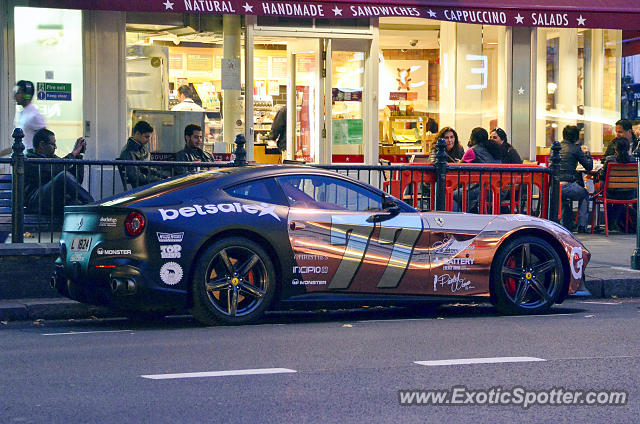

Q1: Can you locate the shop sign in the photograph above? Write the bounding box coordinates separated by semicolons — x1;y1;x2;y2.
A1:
28;0;640;30
36;82;71;101
332;88;362;102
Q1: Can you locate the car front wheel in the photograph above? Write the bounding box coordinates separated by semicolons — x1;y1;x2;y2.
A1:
490;236;564;315
192;237;275;325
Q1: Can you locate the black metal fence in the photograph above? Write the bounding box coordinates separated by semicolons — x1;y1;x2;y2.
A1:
3;130;569;243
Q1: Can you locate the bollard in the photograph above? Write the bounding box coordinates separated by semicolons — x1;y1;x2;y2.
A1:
233;134;247;167
11;128;25;243
547;140;562;223
434;137;448;211
631;148;640;270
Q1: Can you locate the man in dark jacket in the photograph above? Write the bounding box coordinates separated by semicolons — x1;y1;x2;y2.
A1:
559;125;593;232
119;120;165;188
269;105;287;153
25;128;93;215
175;123;213;175
604;119;639;157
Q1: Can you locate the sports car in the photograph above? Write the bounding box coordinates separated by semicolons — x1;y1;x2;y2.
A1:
52;165;590;325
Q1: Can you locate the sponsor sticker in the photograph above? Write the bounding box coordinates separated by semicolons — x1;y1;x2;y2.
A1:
294;254;329;261
570;246;583;279
158;202;280;221
442;257;475;270
160;244;182;259
160;262;183;285
157;232;184;243
293;266;329;274
98;217;118;227
96;248;132;255
292;279;327;286
69;253;85;262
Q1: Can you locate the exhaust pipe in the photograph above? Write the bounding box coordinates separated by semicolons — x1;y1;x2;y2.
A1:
111;278;137;295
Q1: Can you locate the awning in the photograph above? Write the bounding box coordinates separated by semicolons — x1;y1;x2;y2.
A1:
28;0;640;30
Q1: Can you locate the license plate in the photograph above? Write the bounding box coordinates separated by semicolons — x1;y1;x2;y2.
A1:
70;237;92;252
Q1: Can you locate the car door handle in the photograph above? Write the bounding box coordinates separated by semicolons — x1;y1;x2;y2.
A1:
290;221;305;230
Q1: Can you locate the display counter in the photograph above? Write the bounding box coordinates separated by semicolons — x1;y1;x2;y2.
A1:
254;143;281;164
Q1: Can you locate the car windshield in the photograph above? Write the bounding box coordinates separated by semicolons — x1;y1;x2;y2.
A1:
101;170;231;206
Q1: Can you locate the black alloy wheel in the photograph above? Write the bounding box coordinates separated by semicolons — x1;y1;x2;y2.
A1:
192;237;275;325
490;236;563;315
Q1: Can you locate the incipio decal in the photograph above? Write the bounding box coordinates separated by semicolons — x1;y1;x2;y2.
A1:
160;244;182;259
158;203;280;221
293;266;329;274
160;262;183;285
96;248;132;255
98;217;118;227
157;232;184;243
570;247;583;279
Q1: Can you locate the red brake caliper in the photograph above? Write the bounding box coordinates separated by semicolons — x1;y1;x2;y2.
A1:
505;256;517;296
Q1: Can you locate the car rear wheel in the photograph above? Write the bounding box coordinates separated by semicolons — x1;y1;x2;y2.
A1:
490;236;563;315
191;237;275;325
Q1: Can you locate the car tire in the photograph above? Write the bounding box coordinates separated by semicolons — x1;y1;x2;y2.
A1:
191;237;276;325
490;236;563;315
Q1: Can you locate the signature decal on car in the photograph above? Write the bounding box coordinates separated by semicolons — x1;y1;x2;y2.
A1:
160;262;183;285
158;203;280;221
433;273;476;293
570;246;583;279
157;232;184;243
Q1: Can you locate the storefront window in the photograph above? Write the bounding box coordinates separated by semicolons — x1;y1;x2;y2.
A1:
14;7;83;156
536;28;621;152
378;18;505;160
125;13;245;158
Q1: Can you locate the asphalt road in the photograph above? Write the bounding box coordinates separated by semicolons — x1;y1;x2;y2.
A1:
2;299;639;423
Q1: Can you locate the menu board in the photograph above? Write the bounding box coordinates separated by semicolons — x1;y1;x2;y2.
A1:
332;119;363;145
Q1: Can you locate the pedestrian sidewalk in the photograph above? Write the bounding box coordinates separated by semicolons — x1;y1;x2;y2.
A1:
0;233;639;322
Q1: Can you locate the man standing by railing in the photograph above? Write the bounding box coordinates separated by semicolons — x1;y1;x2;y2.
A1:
559;125;593;232
24;128;93;216
119;120;165;188
175;123;213;175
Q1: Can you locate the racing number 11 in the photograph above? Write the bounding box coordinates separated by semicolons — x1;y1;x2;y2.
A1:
328;214;423;290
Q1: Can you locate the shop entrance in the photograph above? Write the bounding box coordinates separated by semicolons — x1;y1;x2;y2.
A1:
253;36;370;164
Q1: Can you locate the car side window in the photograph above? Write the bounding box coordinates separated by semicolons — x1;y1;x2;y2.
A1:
276;175;383;211
225;178;286;205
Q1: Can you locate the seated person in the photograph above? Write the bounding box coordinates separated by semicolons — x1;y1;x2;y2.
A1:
428;127;464;163
119;120;165;188
452;128;501;212
175;123;213;175
597;137;636;231
491;128;522;164
25;128;94;215
559;125;593;232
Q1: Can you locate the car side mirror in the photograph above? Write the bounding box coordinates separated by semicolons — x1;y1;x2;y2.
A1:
368;195;400;223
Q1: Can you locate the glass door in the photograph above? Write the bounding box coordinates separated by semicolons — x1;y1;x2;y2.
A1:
287;39;323;164
327;39;368;164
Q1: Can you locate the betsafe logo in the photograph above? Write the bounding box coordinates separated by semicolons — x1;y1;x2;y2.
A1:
159;203;280;221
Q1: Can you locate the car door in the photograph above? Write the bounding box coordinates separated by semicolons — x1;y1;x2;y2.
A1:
281;174;432;295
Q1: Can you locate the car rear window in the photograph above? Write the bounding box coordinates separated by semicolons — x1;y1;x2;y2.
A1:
101;171;230;206
225;178;287;205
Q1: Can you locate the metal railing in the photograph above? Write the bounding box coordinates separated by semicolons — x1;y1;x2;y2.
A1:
4;130;568;243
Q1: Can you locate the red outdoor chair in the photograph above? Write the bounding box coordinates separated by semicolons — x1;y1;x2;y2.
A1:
591;163;638;236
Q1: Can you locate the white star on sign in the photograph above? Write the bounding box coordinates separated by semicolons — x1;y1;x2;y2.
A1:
427;9;436;18
258;203;280;221
577;15;586;26
515;13;524;24
332;6;343;16
163;0;174;10
518;86;525;95
243;2;253;13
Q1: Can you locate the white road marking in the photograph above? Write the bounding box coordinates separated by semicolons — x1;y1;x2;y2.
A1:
502;313;573;317
414;357;546;366
42;330;133;336
580;301;621;305
141;368;297;380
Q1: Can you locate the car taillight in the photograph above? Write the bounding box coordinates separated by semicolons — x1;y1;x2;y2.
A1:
124;211;146;237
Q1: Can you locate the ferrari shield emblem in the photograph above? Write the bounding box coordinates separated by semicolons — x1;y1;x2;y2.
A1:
434;217;444;227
